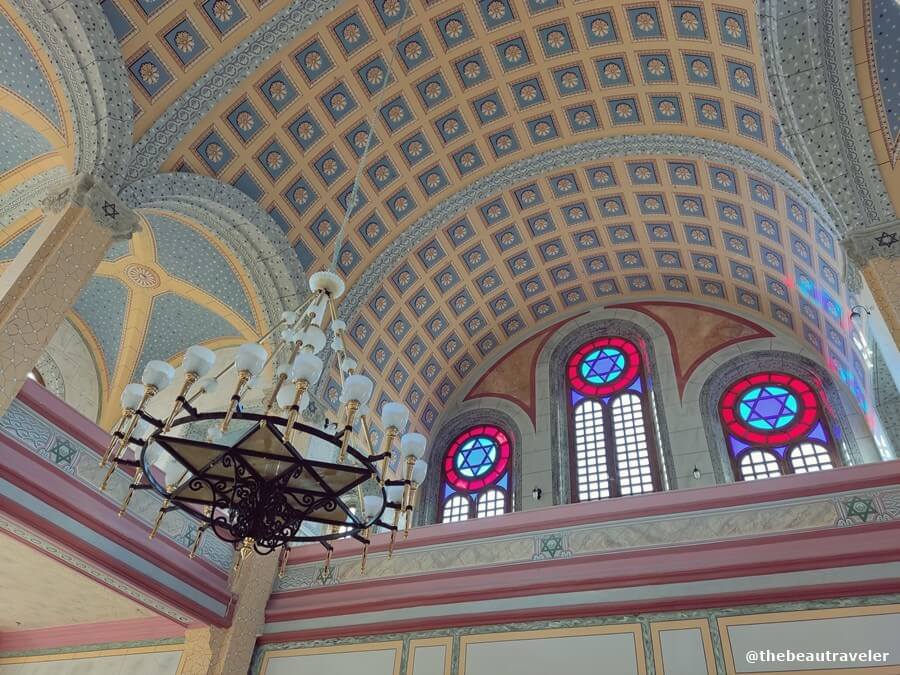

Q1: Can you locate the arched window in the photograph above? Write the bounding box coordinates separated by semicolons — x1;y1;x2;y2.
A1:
439;425;512;523
566;337;661;501
719;373;840;480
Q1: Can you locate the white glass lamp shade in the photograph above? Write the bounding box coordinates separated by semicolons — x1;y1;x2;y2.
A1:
183;345;215;377
120;383;145;410
291;352;323;383
330;319;346;334
235;343;268;376
381;402;409;431
380;507;396;526
309;270;346;298
197;377;218;395
340;356;357;374
280;328;298;344
411;459;428;485
385;484;405;504
277;387;308;411
341;374;373;405
400;432;427;460
363;495;384;520
298;325;326;354
281;310;298;325
330;336;344;352
142;360;176;390
276;363;291;379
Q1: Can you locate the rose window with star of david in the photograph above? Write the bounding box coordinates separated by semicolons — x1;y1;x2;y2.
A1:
719;373;839;480
440;425;511;523
566;337;661;502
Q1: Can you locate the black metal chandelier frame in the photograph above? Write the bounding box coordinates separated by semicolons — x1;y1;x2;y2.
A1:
115;400;405;557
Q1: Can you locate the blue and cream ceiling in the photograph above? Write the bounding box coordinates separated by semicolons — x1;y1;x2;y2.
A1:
0;1;73;196
0;0;876;429
0;207;265;423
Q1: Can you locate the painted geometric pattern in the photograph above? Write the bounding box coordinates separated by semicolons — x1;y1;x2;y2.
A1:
144;212;256;326
114;0;291;133
164;0;797;282
0;399;232;570
0;6;64;129
332;157;849;432
276;487;900;590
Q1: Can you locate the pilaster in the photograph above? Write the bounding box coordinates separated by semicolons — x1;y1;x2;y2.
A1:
0;174;138;415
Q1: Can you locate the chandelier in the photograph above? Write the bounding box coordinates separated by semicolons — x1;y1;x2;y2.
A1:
99;270;429;575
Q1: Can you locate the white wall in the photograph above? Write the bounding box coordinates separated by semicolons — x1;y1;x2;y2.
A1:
0;649;182;675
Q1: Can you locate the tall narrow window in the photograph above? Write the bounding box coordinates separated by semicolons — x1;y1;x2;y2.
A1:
719;373;840;481
567;337;661;501
439;425;512;523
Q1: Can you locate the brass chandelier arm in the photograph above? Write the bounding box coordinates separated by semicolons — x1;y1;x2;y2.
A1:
186;291;319;405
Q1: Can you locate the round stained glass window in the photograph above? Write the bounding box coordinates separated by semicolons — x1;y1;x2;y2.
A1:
567;337;641;396
720;373;819;445
443;425;510;491
738;386;798;430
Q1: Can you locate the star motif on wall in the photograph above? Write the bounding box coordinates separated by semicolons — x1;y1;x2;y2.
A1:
875;231;898;248
844;496;879;523
102;201;119;218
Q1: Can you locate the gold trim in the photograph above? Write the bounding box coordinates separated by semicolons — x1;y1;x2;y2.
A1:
650;618;715;675
0;644;184;666
407;637;452;675
259;640;404;675
718;604;900;675
458;625;646;675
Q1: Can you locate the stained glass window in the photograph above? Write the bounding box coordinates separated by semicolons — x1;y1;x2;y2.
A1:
719;372;840;480
567;337;661;501
440;425;512;522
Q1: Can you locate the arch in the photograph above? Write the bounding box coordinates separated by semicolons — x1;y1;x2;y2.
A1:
120;173;306;331
546;316;675;505
335;135;835;326
699;350;867;482
758;0;893;229
718;371;841;480
2;0;132;223
439;424;513;522
565;336;662;501
419;406;525;526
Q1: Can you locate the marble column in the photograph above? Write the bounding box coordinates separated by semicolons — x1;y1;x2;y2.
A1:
180;553;280;675
845;221;900;346
0;174;138;415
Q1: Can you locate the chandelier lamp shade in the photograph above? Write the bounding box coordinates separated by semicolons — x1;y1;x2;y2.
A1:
99;269;429;575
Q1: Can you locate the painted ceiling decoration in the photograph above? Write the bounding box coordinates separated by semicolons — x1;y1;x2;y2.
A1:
1;0;132;224
119;172;307;326
0;0;883;433
759;0;898;229
323;152;860;434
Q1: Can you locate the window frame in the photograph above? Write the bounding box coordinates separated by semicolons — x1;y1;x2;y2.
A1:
438;425;513;523
720;373;842;481
565;337;663;502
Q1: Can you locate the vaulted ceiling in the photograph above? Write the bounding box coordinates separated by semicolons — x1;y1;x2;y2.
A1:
0;0;885;431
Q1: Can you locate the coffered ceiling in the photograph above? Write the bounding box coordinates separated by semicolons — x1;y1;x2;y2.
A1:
0;0;869;430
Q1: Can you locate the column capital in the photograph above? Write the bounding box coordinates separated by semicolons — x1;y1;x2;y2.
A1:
843;219;900;267
42;174;140;241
